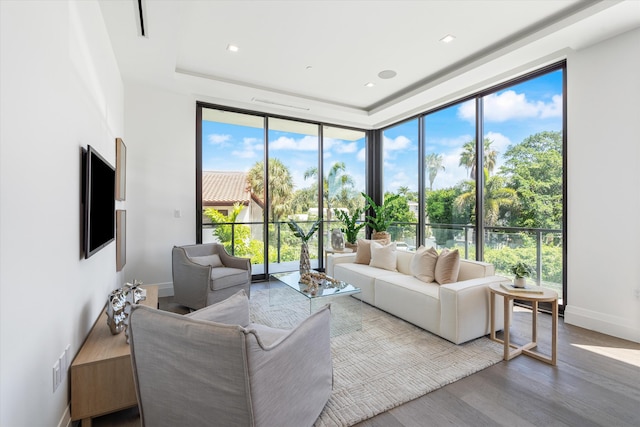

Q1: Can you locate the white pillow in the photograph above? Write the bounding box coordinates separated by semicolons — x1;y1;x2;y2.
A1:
410;245;438;283
369;242;397;271
189;254;223;268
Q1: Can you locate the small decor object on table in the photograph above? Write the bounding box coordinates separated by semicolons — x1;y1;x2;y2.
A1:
106;280;146;342
331;228;345;250
287;219;321;274
510;261;534;288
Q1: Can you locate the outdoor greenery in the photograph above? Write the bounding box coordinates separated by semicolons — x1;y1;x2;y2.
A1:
205;130;563;287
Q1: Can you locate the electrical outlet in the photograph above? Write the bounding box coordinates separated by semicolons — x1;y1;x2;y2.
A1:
52;345;71;393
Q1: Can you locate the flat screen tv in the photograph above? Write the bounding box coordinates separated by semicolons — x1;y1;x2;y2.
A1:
84;145;115;258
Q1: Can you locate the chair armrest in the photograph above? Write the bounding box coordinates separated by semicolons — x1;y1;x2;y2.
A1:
172;246;211;310
218;249;252;274
244;305;333;426
326;253;357;277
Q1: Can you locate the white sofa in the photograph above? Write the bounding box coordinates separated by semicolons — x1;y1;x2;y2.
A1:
327;250;510;344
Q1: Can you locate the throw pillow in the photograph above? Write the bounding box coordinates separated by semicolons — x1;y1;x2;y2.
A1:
354;239;373;264
410;245;438;283
434;248;460;285
189;254;223;268
369;241;398;271
185;289;250;327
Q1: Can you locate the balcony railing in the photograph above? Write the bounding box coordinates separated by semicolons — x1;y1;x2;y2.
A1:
202;220;563;299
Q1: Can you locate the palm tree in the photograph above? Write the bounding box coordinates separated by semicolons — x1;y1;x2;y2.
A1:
454;169;518;227
459;138;498;180
304;162;355;222
425;153;445;190
246;158;294;221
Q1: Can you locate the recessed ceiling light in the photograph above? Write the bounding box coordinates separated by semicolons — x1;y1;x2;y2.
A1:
226;44;239;52
364;82;375;88
306;65;313;70
440;34;456;43
378;70;397;79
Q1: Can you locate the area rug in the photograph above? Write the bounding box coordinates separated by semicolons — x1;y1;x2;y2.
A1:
249;288;504;427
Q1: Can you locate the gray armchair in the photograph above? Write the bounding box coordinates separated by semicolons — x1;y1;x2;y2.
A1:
129;290;333;427
172;243;251;310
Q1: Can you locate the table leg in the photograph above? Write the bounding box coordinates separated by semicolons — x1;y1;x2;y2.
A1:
551;299;558;365
532;300;538;346
503;295;511;361
490;291;496;341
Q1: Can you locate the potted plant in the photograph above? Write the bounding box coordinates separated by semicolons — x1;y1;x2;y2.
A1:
334;207;366;252
510;261;534;288
362;192;400;244
287;219;321;274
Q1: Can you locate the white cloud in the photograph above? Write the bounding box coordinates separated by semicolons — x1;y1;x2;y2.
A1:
230;137;263;159
357;147;366;162
484;131;511;155
208;133;232;145
457;90;563;122
383;135;412;152
335;141;358;154
270;135;318;151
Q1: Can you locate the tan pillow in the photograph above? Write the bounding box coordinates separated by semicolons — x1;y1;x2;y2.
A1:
354;239;373;264
410;245;438;283
369;242;397;271
434;248;460;284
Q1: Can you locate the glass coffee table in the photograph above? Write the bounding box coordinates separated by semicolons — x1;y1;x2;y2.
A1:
268;271;362;336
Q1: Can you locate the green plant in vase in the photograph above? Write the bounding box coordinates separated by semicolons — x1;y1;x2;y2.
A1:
287;219;321;274
510;261;534;288
361;192;400;244
334;208;366;251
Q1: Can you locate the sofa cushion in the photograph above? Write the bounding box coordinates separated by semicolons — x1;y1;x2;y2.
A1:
435;248;460;284
410;245;438;282
354;238;387;265
186;289;250;327
210;267;250;291
369;242;397;271
190;254;223;268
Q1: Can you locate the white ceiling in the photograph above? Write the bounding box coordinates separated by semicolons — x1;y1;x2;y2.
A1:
99;0;640;129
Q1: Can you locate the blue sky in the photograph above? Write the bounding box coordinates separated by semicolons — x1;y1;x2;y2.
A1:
203;69;562;195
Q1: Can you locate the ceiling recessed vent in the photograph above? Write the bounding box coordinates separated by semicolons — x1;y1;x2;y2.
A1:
135;0;148;38
252;98;310;111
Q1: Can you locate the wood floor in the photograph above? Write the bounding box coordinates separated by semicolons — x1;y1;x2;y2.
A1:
88;292;640;427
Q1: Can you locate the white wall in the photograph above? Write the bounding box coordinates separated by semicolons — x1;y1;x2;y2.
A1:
123;83;196;295
0;1;124;426
565;28;640;343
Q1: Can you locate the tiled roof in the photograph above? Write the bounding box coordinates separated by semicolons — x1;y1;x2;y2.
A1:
202;171;250;206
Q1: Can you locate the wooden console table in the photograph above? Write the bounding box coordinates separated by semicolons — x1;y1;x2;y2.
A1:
70;285;158;427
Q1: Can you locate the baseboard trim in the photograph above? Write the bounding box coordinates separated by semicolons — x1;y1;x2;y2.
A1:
57;405;71;427
564;305;639;343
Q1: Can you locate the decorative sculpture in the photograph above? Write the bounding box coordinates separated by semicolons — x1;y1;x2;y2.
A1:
106;280;146;342
331;228;345;250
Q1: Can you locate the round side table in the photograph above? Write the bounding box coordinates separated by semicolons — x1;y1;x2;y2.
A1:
489;283;559;366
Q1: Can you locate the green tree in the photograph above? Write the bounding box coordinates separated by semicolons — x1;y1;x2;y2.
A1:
454;169;518;227
383;192;417;242
459;138;498;180
304;161;356;221
425;153;445;190
247;158;293;221
203;203;251;255
500;131;563;229
425;187;465;246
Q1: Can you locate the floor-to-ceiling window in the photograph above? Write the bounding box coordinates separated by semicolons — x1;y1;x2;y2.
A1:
480;68;565;303
381;119;419;249
197;104;368;278
408;63;565;306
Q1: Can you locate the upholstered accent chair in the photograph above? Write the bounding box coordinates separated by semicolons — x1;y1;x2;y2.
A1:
172;243;251;310
128;290;333;427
